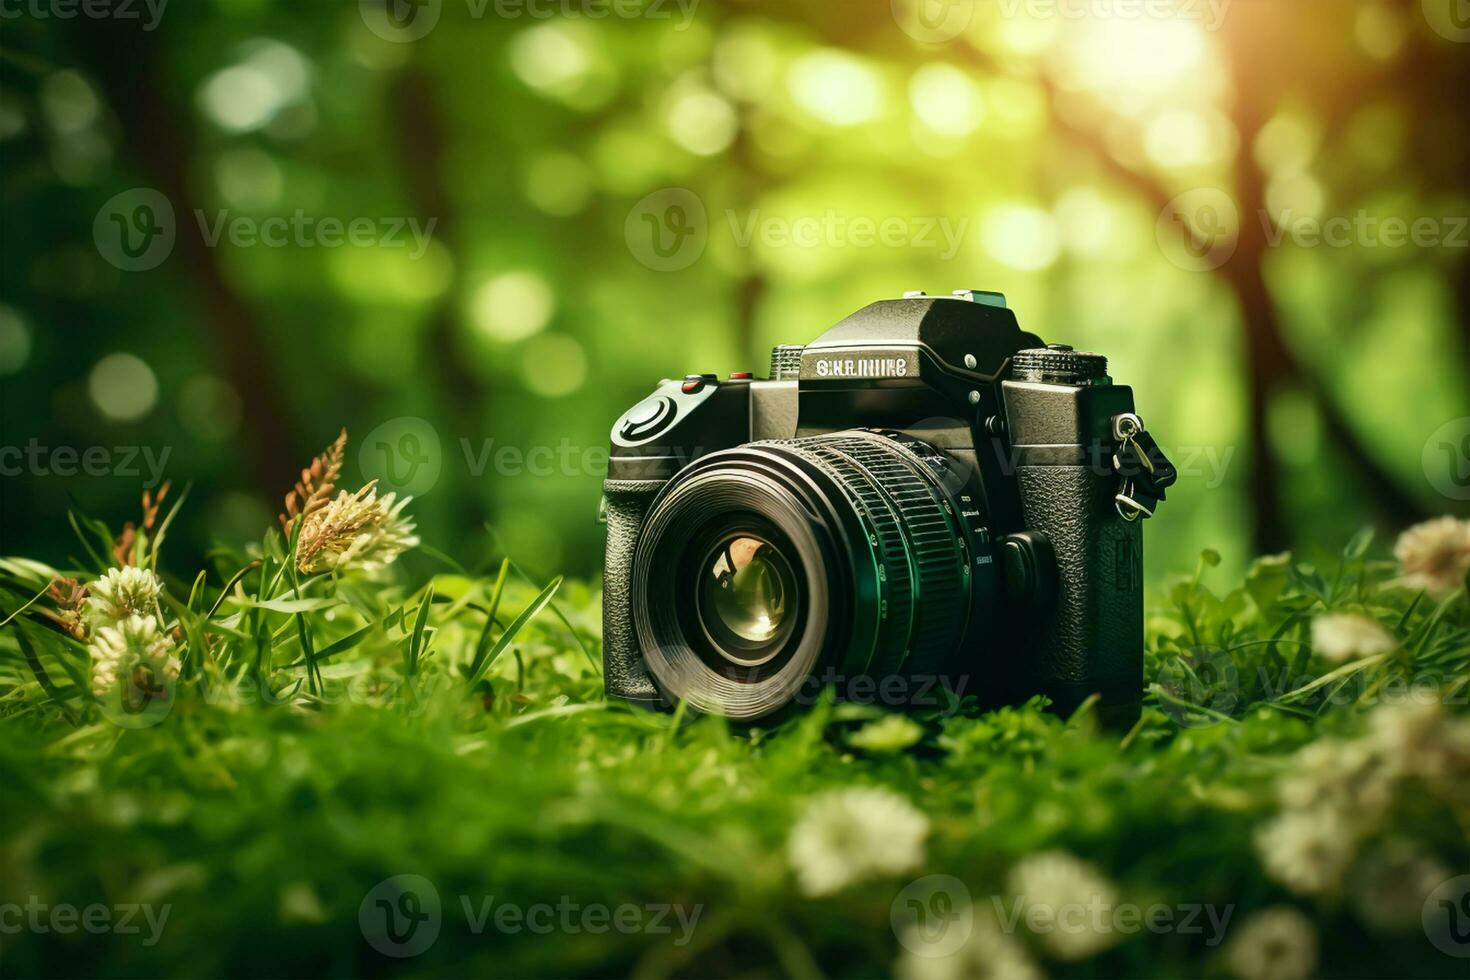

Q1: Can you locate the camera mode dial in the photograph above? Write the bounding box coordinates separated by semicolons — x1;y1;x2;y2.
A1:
1011;345;1108;385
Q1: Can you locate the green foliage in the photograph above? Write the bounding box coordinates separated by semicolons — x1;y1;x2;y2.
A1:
0;508;1466;978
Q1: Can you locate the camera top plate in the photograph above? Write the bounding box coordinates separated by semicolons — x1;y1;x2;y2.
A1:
801;294;1044;383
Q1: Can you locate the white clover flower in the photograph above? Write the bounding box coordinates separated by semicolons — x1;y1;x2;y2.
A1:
1255;806;1357;896
1276;738;1393;815
297;487;419;573
1352;842;1450;933
1392;516;1470;598
1309;612;1394;664
85;566;163;627
88;614;180;701
1369;698;1470;783
1224;906;1317;980
1006;850;1121;960
894;915;1043;980
787;787;929;896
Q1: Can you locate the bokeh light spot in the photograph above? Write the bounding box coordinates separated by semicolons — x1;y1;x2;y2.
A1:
0;305;32;375
470;272;555;343
214;147;285;209
1253;112;1319;177
521;333;587;398
178;374;242;442
89;353;158;422
981;204;1060;272
909;64;984;136
39;70;101;134
666;88;738;156
788;50;884;127
522;151;593;216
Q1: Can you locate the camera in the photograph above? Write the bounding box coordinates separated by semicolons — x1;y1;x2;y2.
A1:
601;291;1176;724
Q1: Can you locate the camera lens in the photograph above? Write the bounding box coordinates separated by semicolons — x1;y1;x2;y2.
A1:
697;535;796;661
631;431;996;721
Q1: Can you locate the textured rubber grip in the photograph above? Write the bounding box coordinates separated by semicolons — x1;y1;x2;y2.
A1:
601;478;665;705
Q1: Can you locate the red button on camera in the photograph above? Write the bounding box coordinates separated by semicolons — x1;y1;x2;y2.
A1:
729;372;753;380
681;373;717;394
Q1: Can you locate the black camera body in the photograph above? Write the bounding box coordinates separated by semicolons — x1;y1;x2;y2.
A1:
602;291;1174;724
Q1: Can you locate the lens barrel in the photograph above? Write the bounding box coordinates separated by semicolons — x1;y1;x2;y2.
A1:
631;431;989;720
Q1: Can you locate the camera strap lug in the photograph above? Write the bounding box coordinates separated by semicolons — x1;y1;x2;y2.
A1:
1111;413;1177;522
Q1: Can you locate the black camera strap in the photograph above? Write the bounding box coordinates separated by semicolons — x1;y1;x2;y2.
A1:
1111;413;1178;522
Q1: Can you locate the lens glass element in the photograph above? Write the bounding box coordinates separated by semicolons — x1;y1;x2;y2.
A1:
697;535;796;662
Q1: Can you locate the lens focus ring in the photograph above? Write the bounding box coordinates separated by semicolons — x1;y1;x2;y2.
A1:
760;432;971;677
795;442;915;677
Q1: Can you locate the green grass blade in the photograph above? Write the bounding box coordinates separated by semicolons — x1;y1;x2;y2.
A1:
465;576;562;689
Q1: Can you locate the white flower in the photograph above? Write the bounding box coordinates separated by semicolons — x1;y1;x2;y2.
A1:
1369;698;1470;783
1352;842;1449;933
1310;612;1394;664
296;487;419;573
1224;907;1317;980
1368;699;1444;761
85;566;163;627
88;614;180;701
1393;516;1470;598
787;787;929;896
1006;850;1121;960
1276;738;1393;815
895;915;1044;980
1255;806;1357;896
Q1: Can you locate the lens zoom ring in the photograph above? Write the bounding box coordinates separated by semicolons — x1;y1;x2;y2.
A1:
814;437;968;672
794;443;916;677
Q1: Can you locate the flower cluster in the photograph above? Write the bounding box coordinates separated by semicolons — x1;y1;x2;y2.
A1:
85;566;163;627
89;614;181;701
1393;515;1470;598
82;566;179;709
786;786;929;896
295;485;419;574
1255;698;1468;899
894;911;1042;980
1224;906;1317;980
1308;612;1394;664
1007;850;1122;961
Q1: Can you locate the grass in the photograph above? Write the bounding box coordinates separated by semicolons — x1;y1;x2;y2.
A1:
1;487;1468;979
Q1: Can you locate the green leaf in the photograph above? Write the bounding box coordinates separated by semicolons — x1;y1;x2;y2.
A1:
67;507;115;574
236;596;341;614
1341;526;1374;560
146;483;191;570
10;619;81;725
0;581;51;628
465;576;562;689
404;585;435;678
466;559;510;681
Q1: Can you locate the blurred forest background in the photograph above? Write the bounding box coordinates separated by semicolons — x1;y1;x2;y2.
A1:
1;0;1467;583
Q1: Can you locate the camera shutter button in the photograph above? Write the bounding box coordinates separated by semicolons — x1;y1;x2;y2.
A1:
618;395;677;441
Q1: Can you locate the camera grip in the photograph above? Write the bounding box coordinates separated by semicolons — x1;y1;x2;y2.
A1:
601;478;666;707
1015;465;1143;719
